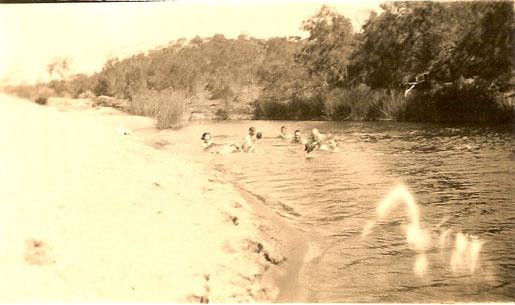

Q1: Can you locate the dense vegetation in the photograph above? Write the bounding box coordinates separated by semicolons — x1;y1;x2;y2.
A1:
3;1;513;125
347;1;514;122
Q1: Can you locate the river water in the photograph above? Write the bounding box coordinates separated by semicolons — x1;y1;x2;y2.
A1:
158;120;514;302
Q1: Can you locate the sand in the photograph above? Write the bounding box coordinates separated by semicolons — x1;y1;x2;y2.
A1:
0;94;308;302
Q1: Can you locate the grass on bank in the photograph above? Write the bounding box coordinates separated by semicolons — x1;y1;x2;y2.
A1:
130;88;187;129
3;79;512;126
254;85;409;121
254;82;513;123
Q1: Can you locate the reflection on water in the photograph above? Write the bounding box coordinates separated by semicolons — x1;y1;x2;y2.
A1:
159;121;514;302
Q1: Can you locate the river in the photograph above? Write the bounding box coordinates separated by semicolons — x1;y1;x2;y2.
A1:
156;120;514;302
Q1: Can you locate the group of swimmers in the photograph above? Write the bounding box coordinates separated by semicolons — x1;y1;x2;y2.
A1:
201;125;340;154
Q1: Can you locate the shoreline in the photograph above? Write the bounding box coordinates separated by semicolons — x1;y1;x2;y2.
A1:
0;94;311;302
230;183;311;302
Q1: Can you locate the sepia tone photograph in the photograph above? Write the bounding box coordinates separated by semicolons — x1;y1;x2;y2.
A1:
0;0;513;303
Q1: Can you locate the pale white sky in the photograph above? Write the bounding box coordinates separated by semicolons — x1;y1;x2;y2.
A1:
0;0;382;85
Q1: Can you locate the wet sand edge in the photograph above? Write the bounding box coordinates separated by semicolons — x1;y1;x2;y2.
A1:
230;183;312;302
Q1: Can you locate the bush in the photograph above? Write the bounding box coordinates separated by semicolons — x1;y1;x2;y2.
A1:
403;81;510;123
37;86;54;100
254;99;290;119
254;94;324;120
255;84;408;121
34;96;48;105
325;89;351;120
131;88;187;129
215;108;229;120
323;85;404;121
381;90;407;120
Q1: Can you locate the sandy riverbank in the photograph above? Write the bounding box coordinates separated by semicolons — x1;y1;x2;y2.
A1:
0;94;309;302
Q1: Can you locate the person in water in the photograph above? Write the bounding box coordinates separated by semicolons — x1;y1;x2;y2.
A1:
201;132;215;150
320;133;340;152
201;132;240;153
305;129;341;153
246;132;263;152
291;129;307;144
241;127;256;152
278;126;291;140
304;128;325;153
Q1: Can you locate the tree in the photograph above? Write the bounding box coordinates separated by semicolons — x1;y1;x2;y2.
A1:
348;2;443;89
439;2;513;86
295;5;354;89
348;1;514;89
47;57;72;80
257;37;306;101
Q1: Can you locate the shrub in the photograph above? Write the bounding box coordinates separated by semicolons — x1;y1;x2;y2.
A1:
323;85;393;121
34;96;48;105
254;99;290;119
32;86;54;106
381;90;407;120
403;81;510;123
325;89;351;120
215;108;229;120
131;88;187;129
254;95;324;120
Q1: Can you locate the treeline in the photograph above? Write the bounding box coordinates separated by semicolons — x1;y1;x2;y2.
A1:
257;1;514;123
4;1;513;125
347;1;514;122
50;35;303;125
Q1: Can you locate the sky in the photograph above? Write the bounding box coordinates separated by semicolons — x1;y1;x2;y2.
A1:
0;0;382;85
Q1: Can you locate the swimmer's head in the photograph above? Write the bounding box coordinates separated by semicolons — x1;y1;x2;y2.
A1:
281;126;287;133
249;127;256;136
256;132;262;139
294;129;301;140
201;132;211;141
312;128;319;136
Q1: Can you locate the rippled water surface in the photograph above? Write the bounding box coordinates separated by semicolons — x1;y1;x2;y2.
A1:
161;121;514;302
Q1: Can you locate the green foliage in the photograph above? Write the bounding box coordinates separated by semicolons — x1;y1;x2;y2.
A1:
47;57;71;80
295;5;354;88
215;108;229;120
66;74;95;98
254;94;324;120
85;35;266;110
324;86;407;121
257;37;305;101
402;80;510;123
9;3;509;125
440;2;514;86
93;76;111;97
324;86;379;120
348;1;514;89
130;88;187;129
381;90;408;121
34;96;48;105
349;2;446;88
